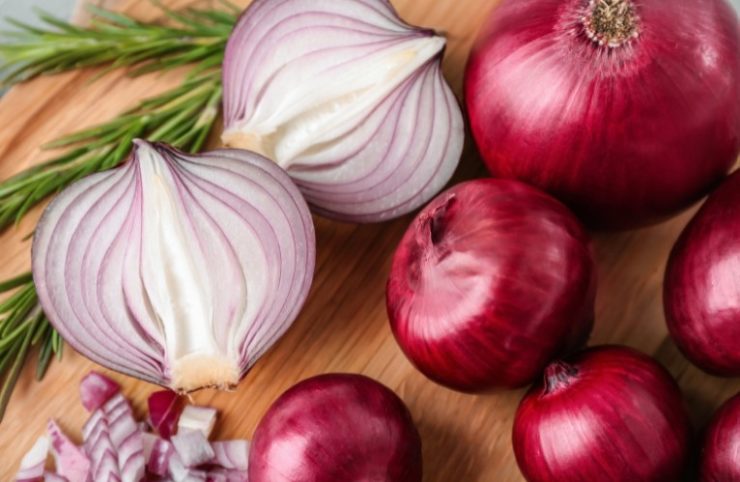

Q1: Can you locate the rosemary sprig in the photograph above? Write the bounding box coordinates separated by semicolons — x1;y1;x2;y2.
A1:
0;70;223;229
0;4;235;422
0;3;238;86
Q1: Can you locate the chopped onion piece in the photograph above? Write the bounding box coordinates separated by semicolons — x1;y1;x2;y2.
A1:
15;436;49;482
79;371;120;412
47;421;90;482
103;395;144;482
207;469;248;482
43;473;67;482
147;438;173;477
178;406;218;438
169;451;209;481
141;432;158;461
148;390;183;439
211;440;249;470
172;430;215;467
82;409;119;481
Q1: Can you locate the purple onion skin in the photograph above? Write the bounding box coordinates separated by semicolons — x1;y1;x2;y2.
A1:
701;393;740;481
386;179;596;391
664;170;740;376
248;374;422;482
465;0;739;230
513;346;692;482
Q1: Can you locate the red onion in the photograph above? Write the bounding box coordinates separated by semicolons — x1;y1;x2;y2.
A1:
249;373;422;481
386;179;596;391
15;436;49;482
701;393;740;481
172;430;215;467
47;420;90;482
147;438;174;477
513;345;692;482
465;0;740;229
179;405;218;439
211;441;249;471
148;390;183;439
32;140;315;392
79;371;120;413
664;170;740;376
222;0;464;223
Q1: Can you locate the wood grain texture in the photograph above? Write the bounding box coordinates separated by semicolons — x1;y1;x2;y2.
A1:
1;0;738;480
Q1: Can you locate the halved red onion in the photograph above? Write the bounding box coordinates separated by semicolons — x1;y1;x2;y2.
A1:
222;0;464;222
15;436;49;482
33;141;316;392
79;371;120;413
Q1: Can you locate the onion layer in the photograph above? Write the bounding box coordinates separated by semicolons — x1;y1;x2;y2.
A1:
701;393;740;482
664;170;740;376
513;346;692;482
387;179;596;391
33;141;315;392
222;0;464;222
249;373;422;481
465;0;740;229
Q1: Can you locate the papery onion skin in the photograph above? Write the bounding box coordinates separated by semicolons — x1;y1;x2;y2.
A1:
513;346;692;482
248;374;422;482
387;179;596;391
32;141;315;392
664;170;740;376
701;393;740;481
465;0;740;229
222;0;464;223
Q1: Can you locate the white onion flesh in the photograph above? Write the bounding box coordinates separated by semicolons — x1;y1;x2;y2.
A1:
15;436;49;482
33;141;315;392
222;0;464;222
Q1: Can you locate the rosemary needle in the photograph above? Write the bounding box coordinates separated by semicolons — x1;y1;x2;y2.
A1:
0;3;236;422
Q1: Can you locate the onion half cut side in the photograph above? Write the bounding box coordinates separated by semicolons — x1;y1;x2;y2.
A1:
33;141;315;392
222;0;464;223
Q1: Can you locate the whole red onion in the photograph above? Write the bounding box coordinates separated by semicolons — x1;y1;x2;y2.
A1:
664;170;740;376
465;0;740;229
386;179;596;391
701;393;740;481
513;346;692;482
248;374;422;482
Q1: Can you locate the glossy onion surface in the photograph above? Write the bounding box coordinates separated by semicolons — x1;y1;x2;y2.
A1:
249;374;422;482
33;141;315;392
701;393;740;482
664;170;740;376
387;179;596;391
465;0;739;229
223;0;464;222
513;346;692;482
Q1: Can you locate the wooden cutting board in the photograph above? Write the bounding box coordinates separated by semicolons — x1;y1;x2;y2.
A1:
1;0;738;479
